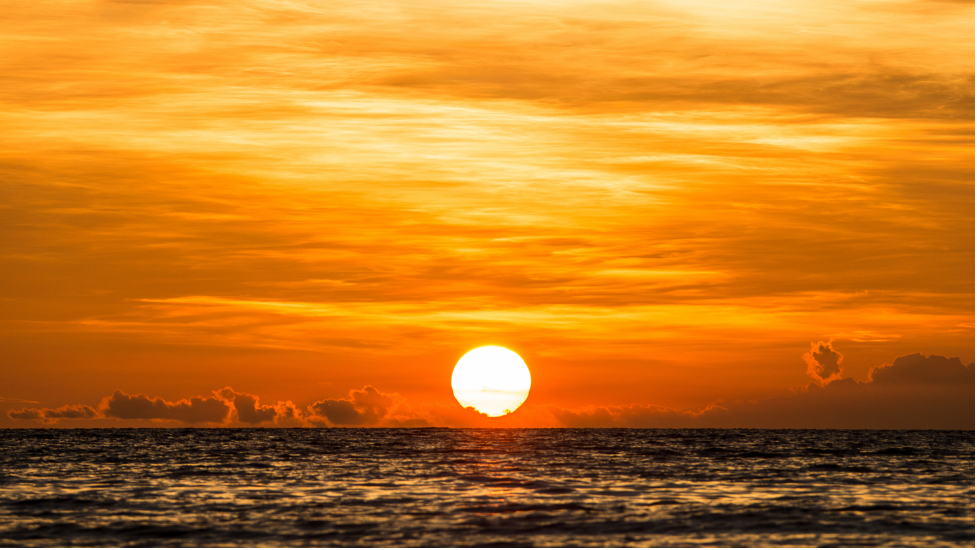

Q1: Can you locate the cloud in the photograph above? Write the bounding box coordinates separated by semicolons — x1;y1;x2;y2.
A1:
6;353;973;429
216;387;277;424
304;387;566;428
268;400;307;427
7;404;99;424
830;330;902;343
0;0;971;431
803;341;844;385
100;390;231;424
215;387;307;426
7;387;309;426
307;386;398;426
100;387;305;426
546;353;974;430
869;353;975;386
710;354;973;430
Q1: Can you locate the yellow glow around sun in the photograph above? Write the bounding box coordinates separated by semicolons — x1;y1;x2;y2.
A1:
451;346;531;417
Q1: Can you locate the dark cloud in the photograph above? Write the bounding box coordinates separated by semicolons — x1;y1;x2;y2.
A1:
7;410;44;421
308;398;361;426
234;394;276;424
547;353;974;430
307;386;397;426
704;360;973;430
6;353;973;429
7;387;306;426
803;341;843;385
216;387;277;424
869;353;975;386
100;390;230;424
269;400;306;427
7;404;99;424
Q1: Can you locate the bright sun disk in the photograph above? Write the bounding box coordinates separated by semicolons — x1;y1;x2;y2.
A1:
451;346;531;417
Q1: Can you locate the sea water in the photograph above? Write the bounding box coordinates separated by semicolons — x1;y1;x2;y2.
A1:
0;429;973;547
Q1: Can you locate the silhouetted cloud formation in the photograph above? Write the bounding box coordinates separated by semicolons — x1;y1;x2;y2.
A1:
308;386;398;426
550;354;974;430
869;353;974;386
7;404;98;424
6;353;974;429
216;388;277;424
803;341;844;385
100;391;231;424
5;387;324;426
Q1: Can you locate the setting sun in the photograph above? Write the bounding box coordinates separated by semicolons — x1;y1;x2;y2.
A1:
451;346;532;417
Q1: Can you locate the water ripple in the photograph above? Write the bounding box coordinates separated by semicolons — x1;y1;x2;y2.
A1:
0;429;973;547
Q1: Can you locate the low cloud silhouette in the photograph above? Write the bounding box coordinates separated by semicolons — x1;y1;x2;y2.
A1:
307;386;399;426
304;388;562;428
216;387;278;424
6;353;973;429
100;391;231;424
803;341;844;385
7;387;321;426
548;353;974;430
98;387;302;426
869;353;974;386
7;404;98;424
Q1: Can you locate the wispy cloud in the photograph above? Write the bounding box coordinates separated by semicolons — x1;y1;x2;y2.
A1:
830;330;903;343
0;0;971;410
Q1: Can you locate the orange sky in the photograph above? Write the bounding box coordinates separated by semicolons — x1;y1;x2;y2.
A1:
1;0;973;428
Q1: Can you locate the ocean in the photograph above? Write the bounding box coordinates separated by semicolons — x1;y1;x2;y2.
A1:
0;428;973;547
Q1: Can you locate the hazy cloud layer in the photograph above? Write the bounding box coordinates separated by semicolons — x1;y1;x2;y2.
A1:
8;353;973;429
868;353;975;386
0;0;972;410
549;354;974;430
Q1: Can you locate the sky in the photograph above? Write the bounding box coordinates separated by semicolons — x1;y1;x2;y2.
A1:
1;0;973;429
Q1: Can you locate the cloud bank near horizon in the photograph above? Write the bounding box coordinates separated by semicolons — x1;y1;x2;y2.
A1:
8;353;974;430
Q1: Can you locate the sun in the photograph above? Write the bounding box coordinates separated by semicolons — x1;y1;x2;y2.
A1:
451;346;532;417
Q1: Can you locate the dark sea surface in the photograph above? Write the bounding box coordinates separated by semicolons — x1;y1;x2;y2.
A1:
0;429;973;547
